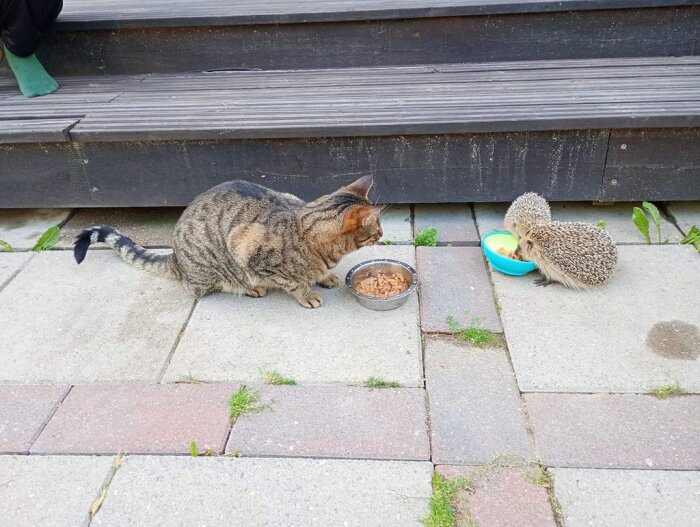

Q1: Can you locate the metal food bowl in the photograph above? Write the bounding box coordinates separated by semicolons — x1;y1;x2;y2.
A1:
345;259;419;311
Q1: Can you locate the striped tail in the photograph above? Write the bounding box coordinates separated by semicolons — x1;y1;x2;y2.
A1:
73;226;180;280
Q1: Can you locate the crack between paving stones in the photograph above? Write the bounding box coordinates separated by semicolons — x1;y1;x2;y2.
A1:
156;298;199;383
0;251;37;293
26;385;73;452
84;453;125;527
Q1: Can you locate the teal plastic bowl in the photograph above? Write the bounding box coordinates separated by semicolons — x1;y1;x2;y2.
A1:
482;231;538;276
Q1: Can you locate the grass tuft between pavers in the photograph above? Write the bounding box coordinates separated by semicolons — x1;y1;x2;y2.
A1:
651;382;688;399
422;472;474;527
264;370;297;386
447;315;503;348
364;377;402;388
229;386;267;422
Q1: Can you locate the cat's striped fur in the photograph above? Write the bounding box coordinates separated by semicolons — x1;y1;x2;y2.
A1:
74;176;382;308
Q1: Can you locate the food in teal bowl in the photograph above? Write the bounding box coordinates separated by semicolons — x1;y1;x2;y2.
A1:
482;230;538;276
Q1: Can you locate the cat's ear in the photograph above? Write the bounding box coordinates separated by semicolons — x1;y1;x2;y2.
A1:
343;175;373;198
341;205;379;233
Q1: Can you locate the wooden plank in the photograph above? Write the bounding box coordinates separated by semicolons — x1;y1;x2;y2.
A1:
38;6;700;75
600;129;700;201
0;131;607;206
55;0;697;29
0;118;79;143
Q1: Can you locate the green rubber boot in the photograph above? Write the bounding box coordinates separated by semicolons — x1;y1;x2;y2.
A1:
3;46;58;98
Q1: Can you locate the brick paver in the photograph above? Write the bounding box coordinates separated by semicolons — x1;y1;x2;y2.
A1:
92;456;432;526
425;339;533;464
414;204;479;246
0;252;31;288
526;393;700;469
226;385;429;460
0;251;194;383
438;465;556;527
31;383;236;454
164;246;422;386
379;205;413;244
417;246;501;333
0;455;112;527
0;208;73;250
0;385;69;453
552;468;700;527
494;245;700;392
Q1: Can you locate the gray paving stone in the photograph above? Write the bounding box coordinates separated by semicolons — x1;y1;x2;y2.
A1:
0;251;194;383
474;202;683;243
227;386;429;460
667;201;700;235
438;465;556;527
414;204;479;246
0;209;73;250
526;393;700;469
0;455;112;527
92;456;433;526
552;468;700;527
380;205;412;244
57;207;183;248
164;246;422;386
32;383;236;455
416;246;501;333
0;385;69;453
425;339;533;465
0;252;31;287
494;245;700;392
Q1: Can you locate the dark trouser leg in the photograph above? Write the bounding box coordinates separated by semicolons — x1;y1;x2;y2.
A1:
1;0;63;57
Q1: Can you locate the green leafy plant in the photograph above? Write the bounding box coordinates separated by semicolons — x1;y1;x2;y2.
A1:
265;370;297;386
643;201;662;243
597;219;607;230
229;386;267;422
651;382;687;399
365;377;402;388
422;472;474;527
190;440;199;457
382;239;393;245
414;227;438;247
32;225;61;252
447;315;502;348
633;202;664;244
0;240;14;252
681;225;700;253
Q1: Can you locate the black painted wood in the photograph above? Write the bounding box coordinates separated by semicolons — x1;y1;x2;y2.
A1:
0;131;607;207
601;129;700;201
23;5;699;76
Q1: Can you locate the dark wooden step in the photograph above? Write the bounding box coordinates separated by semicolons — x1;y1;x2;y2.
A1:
0;1;695;76
1;58;699;205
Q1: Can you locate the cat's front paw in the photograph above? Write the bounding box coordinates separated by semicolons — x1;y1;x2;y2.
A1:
245;286;268;298
299;291;323;309
318;273;340;288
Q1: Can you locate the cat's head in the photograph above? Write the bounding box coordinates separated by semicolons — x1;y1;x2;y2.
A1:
304;175;383;248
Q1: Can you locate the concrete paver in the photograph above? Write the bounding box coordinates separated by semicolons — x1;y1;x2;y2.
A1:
226;385;429;460
0;251;194;383
414;204;479;246
552;468;700;527
438;465;557;527
380;205;412;244
92;456;433;526
474;202;683;243
526;393;700;469
425;339;533;464
164;246;422;386
667;201;700;235
0;455;112;527
0;252;31;287
57;207;182;248
31;383;236;454
494;245;700;392
417;247;501;333
0;385;69;453
0;209;72;250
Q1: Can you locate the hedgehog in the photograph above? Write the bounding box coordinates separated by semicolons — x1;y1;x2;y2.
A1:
504;192;618;290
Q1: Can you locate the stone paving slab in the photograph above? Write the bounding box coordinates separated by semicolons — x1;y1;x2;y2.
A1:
164;246;422;386
0;455;112;527
379;205;412;244
526;393;700;469
667;201;700;235
0;385;69;453
552;468;700;527
0;208;73;250
0;251;194;383
57;207;183;248
474;202;683;243
417;246;501;333
92;456;433;526
32;383;236;454
494;245;700;392
438;465;556;527
414;204;479;246
0;252;31;287
226;385;429;460
425;339;533;465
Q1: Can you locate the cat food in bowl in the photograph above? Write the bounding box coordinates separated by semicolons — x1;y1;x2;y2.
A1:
346;259;418;311
482;230;538;276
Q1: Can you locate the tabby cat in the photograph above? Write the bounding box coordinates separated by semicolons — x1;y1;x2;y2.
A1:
74;176;383;308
